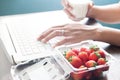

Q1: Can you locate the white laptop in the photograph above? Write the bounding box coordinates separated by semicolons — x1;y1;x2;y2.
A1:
0;23;62;64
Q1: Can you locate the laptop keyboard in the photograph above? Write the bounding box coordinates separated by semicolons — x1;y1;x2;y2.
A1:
7;25;59;56
17;39;52;56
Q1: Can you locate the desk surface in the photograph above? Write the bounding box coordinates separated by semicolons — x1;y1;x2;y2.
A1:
0;10;120;80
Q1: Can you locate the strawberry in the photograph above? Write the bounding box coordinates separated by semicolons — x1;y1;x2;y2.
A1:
84;48;93;56
78;51;89;63
79;65;87;69
97;58;106;65
71;71;85;80
71;48;80;55
89;52;101;61
85;60;97;68
80;47;87;52
64;50;77;60
68;56;83;68
89;45;99;51
98;50;105;58
93;69;102;77
85;72;92;80
80;47;93;56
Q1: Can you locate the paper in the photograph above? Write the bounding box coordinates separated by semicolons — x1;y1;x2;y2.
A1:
28;66;50;80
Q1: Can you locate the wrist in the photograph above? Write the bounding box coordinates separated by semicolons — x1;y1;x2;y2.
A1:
84;26;102;41
86;2;95;18
93;27;104;41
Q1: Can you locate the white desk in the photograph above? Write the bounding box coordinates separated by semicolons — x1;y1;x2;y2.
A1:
0;45;12;80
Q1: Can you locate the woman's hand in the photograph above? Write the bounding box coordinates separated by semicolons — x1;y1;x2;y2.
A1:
62;0;77;21
37;24;98;47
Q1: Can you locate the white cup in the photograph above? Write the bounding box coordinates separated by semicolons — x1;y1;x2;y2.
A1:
68;0;92;20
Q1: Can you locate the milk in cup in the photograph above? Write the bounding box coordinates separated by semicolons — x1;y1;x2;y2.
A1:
68;0;92;20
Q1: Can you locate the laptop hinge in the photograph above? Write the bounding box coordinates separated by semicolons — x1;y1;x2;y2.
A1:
12;55;17;65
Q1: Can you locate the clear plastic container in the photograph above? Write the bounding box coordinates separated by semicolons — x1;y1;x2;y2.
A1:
55;40;115;80
11;40;115;80
11;56;71;80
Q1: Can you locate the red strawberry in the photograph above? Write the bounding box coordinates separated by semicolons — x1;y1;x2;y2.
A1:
79;65;87;69
85;72;92;80
85;48;93;56
78;51;89;63
80;47;87;52
89;45;99;51
80;47;93;56
68;56;83;68
89;52;101;61
64;50;77;60
93;69;102;77
71;48;80;55
85;60;97;68
71;71;85;80
98;50;105;58
97;58;106;65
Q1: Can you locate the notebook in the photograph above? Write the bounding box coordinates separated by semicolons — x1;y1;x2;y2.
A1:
0;23;63;64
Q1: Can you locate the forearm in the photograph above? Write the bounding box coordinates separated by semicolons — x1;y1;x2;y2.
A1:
95;27;120;46
87;3;120;24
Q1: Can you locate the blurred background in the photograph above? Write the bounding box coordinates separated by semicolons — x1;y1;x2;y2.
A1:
0;0;120;28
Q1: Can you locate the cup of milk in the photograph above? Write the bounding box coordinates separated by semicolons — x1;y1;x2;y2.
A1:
68;0;93;20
